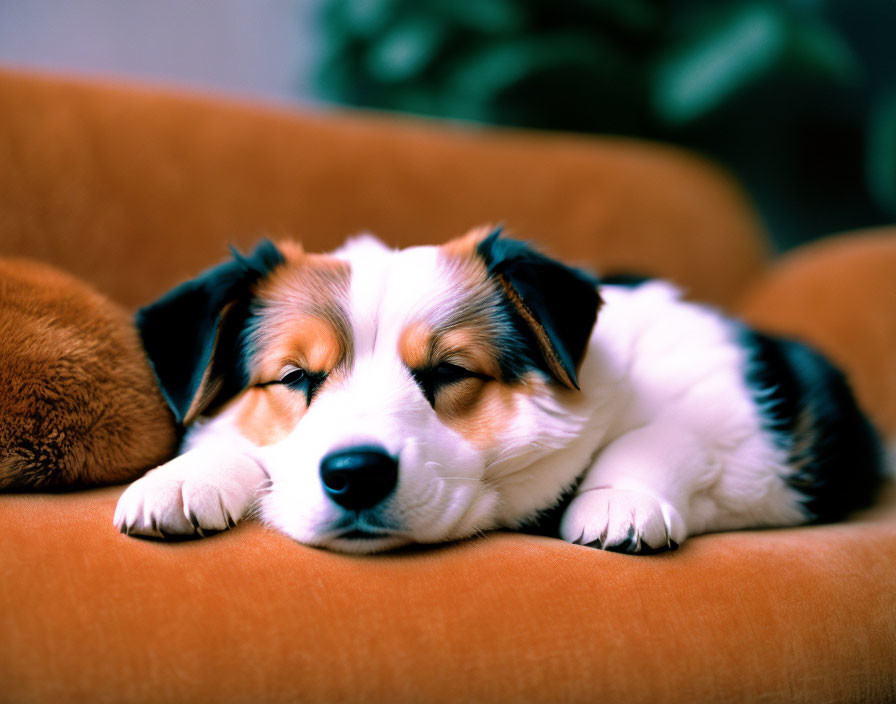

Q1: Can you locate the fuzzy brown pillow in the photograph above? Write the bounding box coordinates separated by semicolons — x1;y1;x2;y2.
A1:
0;257;178;489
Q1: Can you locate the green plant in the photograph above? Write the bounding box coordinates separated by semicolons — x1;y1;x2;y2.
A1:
317;0;896;247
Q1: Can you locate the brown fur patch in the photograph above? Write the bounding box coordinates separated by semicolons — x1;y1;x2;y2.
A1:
228;385;309;446
398;321;433;371
441;225;496;257
0;258;178;489
437;328;503;379
249;244;352;383
398;315;518;448
220;244;351;445
398;323;502;381
253;316;345;381
434;377;490;421
400;242;530;448
437;238;509;351
439;381;520;448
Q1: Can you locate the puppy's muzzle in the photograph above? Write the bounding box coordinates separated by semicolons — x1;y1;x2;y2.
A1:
319;446;398;511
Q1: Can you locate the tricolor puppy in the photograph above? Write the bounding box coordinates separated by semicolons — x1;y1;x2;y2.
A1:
115;228;884;553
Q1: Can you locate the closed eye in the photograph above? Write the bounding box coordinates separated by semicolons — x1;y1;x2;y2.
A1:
259;365;327;403
279;367;308;388
433;362;486;385
412;362;491;406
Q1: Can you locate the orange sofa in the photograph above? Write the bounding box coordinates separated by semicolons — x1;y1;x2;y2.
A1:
1;69;894;704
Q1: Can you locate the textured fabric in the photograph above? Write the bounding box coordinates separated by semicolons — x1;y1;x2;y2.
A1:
0;69;894;704
2;485;894;704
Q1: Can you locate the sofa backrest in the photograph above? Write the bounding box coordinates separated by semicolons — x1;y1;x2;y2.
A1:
0;69;769;310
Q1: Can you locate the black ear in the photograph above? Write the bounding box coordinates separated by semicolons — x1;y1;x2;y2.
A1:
476;229;601;389
136;239;285;425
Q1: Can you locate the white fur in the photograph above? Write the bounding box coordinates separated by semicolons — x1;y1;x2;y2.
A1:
116;239;812;552
113;435;267;538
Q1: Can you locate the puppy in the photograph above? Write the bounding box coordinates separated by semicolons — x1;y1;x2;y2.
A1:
114;228;884;553
0;258;178;490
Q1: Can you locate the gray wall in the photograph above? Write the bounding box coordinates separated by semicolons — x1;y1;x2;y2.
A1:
0;0;323;104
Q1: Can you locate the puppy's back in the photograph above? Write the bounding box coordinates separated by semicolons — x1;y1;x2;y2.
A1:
0;258;177;489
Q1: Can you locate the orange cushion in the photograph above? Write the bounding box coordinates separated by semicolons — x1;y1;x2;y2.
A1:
1;485;894;703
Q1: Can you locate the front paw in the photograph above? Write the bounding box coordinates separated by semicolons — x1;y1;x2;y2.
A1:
559;487;687;554
113;454;262;538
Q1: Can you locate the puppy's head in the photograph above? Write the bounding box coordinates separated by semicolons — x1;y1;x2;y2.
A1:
139;228;601;552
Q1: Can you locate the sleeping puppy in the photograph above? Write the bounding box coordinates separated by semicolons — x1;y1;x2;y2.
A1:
114;227;884;553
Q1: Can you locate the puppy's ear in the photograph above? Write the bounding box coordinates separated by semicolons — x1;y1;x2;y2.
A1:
477;229;601;390
136;239;285;425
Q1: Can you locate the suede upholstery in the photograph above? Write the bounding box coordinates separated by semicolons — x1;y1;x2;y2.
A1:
1;69;894;703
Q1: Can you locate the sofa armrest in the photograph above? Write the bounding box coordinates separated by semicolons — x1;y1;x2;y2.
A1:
738;226;896;437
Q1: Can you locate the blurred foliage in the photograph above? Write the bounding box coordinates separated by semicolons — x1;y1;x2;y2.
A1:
317;0;896;248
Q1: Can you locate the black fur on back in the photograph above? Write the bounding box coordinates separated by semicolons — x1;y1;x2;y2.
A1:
737;325;884;522
597;273;654;288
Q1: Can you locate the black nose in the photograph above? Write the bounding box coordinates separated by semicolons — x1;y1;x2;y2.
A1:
319;446;398;511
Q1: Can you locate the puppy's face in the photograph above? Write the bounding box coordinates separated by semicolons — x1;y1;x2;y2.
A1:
139;229;600;552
